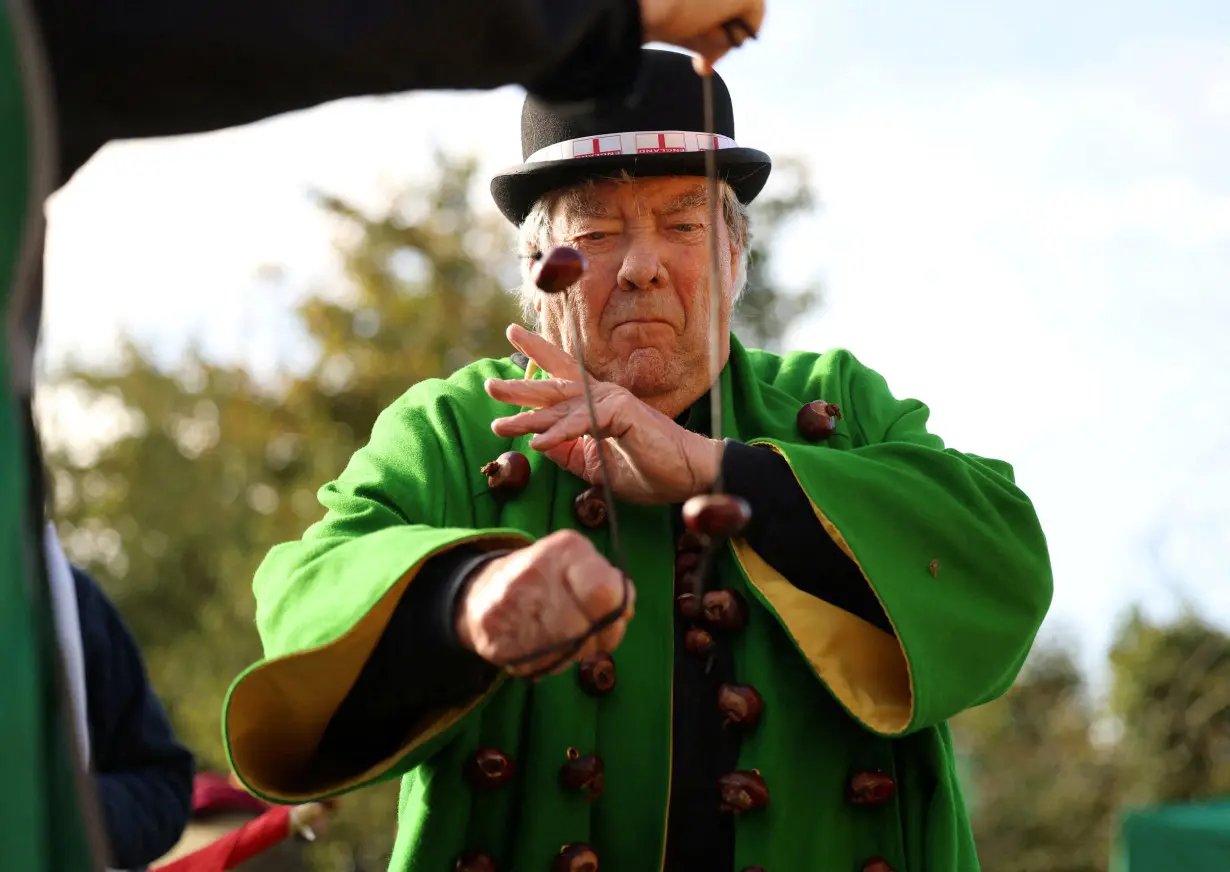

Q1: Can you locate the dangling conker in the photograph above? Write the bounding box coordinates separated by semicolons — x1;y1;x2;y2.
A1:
685;627;716;657
465;747;515;789
718;683;764;728
573;486;607;528
481;451;530;496
848;770;896;806
676;592;703;622
560;748;605;800
797;400;843;441
533;246;588;294
577;652;616;695
702;589;748;632
676;529;707;553
718;770;770;814
454;850;497;872
554;843;599;872
682;494;751;538
860;859;894;872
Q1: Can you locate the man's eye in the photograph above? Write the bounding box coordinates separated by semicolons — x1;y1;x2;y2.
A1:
672;223;701;233
582;232;608;241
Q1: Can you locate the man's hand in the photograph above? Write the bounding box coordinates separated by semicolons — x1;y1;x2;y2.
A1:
455;531;636;678
640;0;765;72
485;325;725;505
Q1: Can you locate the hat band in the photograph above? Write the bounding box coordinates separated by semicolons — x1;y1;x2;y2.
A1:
524;130;739;164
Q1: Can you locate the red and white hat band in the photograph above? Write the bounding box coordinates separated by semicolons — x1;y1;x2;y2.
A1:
524;130;739;164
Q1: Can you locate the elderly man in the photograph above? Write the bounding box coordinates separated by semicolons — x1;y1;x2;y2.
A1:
223;49;1052;872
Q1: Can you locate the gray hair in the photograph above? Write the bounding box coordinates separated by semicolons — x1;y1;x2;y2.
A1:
514;173;750;325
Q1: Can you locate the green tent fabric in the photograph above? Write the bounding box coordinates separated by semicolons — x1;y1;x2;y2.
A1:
1113;799;1230;871
1;0;102;869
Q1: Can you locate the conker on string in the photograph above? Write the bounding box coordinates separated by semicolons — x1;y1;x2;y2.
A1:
676;592;703;623
532;247;589;294
481;451;530;496
860;859;894;872
577;652;616;695
718;683;764;728
454;850;497;872
703;589;748;632
682;494;751;538
554;843;599;872
573;486;607;528
685;627;716;657
560;748;605;800
676;530;707;553
465;747;515;789
848;770;896;806
797;400;843;441
718;770;770;814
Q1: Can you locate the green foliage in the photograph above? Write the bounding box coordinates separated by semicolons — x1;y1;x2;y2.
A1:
41;151;821;868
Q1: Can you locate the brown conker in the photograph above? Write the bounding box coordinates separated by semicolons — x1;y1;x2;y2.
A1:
554;843;599;872
848;770;896;806
454;850;497;872
702;589;749;632
718;770;770;814
577;651;616;695
682;494;751;538
797;400;843;441
532;247;588;294
676;592;703;622
481;451;530;495
676;529;707;553
465;747;515;789
560;749;605;800
860;859;895;872
573;485;607;528
685;627;716;657
718;683;764;728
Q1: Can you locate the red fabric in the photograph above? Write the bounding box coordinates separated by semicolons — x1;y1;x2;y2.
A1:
191;773;268;818
154;806;291;872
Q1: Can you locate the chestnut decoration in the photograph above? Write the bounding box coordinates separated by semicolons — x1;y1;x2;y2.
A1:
685;627;716;657
797;400;843;441
702;589;749;632
682;494;751;538
676;592;703;623
848;770;896;806
454;850;497;872
577;651;616;695
675;550;700;575
466;748;515;789
573;486;607;528
718;770;770;814
718;683;764;728
532;246;589;294
482;451;530;496
560;748;605;800
676;530;707;553
860;860;894;872
554;843;599;872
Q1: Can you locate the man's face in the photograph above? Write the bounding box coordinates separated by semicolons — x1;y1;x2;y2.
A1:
536;176;742;416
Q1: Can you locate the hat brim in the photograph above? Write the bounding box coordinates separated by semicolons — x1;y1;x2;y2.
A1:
490;148;772;225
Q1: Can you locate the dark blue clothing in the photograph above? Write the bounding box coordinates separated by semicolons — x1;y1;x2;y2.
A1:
71;567;194;869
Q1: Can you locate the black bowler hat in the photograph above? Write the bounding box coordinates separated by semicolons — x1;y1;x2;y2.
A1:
490;48;772;225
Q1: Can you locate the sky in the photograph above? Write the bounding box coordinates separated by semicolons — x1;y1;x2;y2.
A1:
37;0;1230;683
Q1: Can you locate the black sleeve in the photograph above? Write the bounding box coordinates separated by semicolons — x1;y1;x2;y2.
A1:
721;440;894;635
316;546;507;772
71;567;195;869
32;0;645;179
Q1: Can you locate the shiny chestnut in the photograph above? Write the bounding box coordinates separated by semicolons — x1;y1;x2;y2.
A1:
718;683;764;728
554;843;599;872
676;592;703;622
466;748;514;789
848;770;896;806
702;589;748;632
718;770;770;814
481;451;530;496
860;859;894;872
796;400;843;441
577;652;616;695
682;494;751;538
685;627;716;657
532;246;588;294
560;748;605;800
454;850;497;872
676;530;707;552
573;486;607;528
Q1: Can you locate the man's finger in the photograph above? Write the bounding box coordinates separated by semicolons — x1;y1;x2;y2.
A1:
529;407;608;451
491;400;581;439
507;324;580;380
486;377;582;408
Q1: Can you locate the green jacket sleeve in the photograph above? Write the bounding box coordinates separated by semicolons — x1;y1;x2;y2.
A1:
731;349;1053;737
224;364;531;804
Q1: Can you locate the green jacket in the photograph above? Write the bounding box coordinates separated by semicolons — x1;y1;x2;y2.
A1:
225;337;1053;872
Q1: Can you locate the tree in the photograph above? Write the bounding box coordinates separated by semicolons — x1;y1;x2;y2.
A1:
40;151;822;868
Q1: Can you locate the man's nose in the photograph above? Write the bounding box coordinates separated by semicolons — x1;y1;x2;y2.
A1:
616;234;665;291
